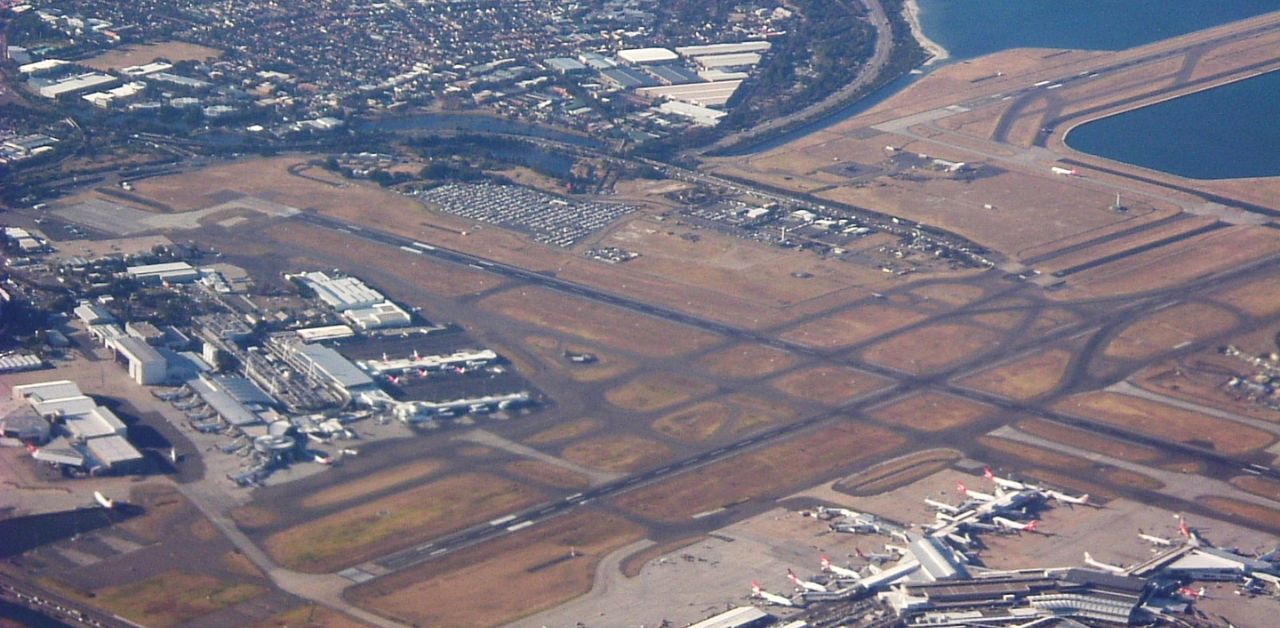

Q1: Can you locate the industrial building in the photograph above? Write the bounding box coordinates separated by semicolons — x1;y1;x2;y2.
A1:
657;100;728;127
106;335;168;385
125;261;200;284
675;41;773;57
32;72;118;99
617;47;679;65
11;381;145;474
693;52;762;70
289;343;376;394
637;80;742;107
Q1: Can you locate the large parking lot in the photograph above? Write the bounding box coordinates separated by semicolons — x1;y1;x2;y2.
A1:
419;183;637;247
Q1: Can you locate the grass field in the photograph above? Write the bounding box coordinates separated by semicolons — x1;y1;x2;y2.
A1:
1211;274;1280;318
604;371;718;413
264;473;542;572
835;449;962;496
1104;302;1239;360
525;418;601;445
694;343;797;379
89;571;264;627
650;400;731;442
769;365;894;406
82;41;222;71
1016;419;1160;463
862;322;1002;375
614;422;905;522
523;335;635;382
1053;392;1275;455
1200;496;1280;530
868;392;994;432
779;303;928;349
561;435;674;473
1231;476;1280;502
480;286;722;358
958;348;1072;400
299;460;446;510
506;460;592;489
977;436;1094;472
349;511;645;627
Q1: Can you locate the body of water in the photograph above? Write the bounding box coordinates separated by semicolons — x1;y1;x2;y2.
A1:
1064;70;1280;180
916;1;1279;61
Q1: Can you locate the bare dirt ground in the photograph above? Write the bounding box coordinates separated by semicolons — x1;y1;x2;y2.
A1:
347;511;645;627
957;348;1074;400
80;41;223;71
868;391;996;433
614;422;905;523
768;364;895;406
1053;391;1276;455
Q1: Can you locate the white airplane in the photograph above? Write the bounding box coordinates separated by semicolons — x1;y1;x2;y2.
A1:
957;482;997;503
856;547;896;564
93;491;114;509
1176;515;1202;546
820;555;861;580
1050;166;1078;176
1138;530;1176;547
315;453;334;465
1048;490;1090;506
992;517;1039;532
983;467;1030;491
787;568;826;593
750;581;794;607
1084;551;1126;575
924;497;959;514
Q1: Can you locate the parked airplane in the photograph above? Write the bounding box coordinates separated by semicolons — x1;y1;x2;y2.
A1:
750;581;794;607
93;491;114;509
957;482;997;502
787;568;827;593
1084;551;1126;575
830;521;879;534
1048;490;1090;506
1051;166;1078;176
1138;530;1176;547
984;467;1030;491
820;555;861;580
992;517;1039;532
924;497;959;514
856;547;896;564
1177;515;1203;546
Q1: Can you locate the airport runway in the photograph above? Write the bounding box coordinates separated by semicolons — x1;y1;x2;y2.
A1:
295;209;1280;578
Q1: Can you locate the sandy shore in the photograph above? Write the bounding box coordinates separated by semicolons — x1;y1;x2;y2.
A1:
905;0;950;65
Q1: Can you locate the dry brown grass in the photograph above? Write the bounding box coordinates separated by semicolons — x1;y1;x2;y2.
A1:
650;400;732;442
561;435;674;473
89;571;265;627
506;460;592;489
525;419;602;445
909;283;986;307
1061;226;1280;299
768;365;894;406
614;422;905;522
1231;476;1280;502
1211;275;1280;318
869;392;995;432
300;460;446;510
1053;392;1275;455
81;41;222;71
247;604;366;628
604;372;718;413
1104;302;1239;360
780;303;928;349
1199;497;1280;530
958;349;1072;400
1016;419;1160;463
836;449;962;496
978;436;1094;472
522;336;635;383
264;473;542;573
694;343;797;379
862;323;1003;375
263;222;507;298
480;286;722;358
349;511;645;627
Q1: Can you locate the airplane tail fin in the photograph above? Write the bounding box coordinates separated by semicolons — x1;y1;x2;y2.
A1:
956;482;968;495
1026;520;1039;532
1079;494;1089;505
983;466;994;481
